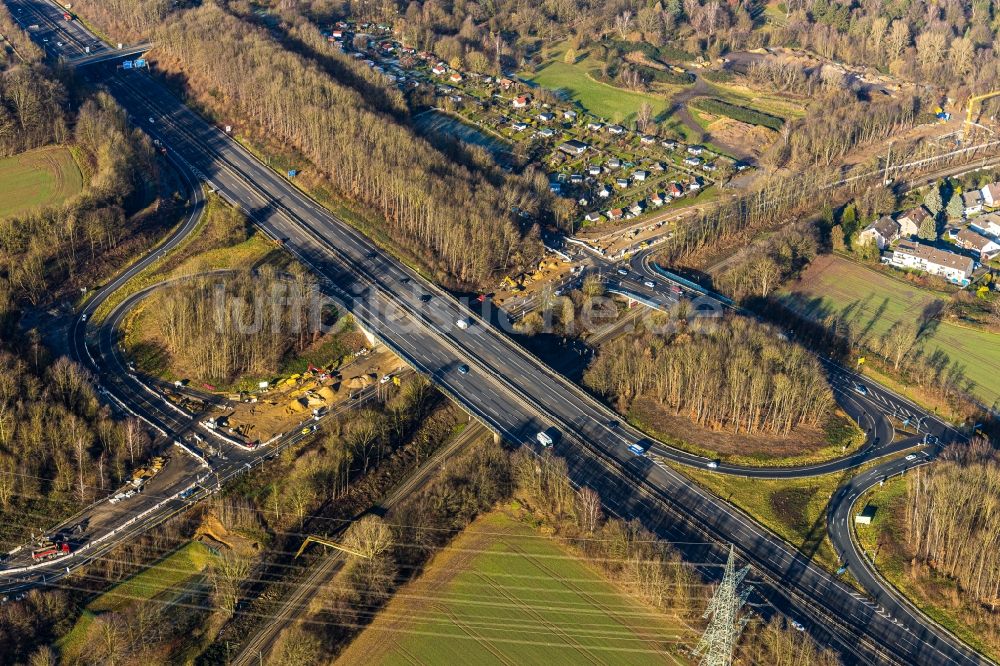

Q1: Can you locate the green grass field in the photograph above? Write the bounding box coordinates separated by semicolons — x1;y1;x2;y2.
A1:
783;255;1000;404
337;511;692;665
525;52;673;124
58;542;216;659
672;465;846;574
0;145;83;219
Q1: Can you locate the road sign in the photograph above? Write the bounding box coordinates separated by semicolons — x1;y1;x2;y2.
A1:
134;58;146;68
122;60;132;70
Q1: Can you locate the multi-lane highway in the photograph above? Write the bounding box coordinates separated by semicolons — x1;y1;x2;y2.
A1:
2;1;992;663
96;72;988;665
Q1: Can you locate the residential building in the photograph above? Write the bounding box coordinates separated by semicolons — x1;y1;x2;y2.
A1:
557;139;588;156
896;206;930;237
587;121;604;131
537;127;555;138
511;121;528;131
887;239;975;284
598;186;612;198
972;213;1000;238
649;193;664;207
857;215;900;250
633;170;648;182
569;173;583;184
512;94;530;108
448;72;463;83
669;183;684;197
963;190;984;216
538;112;555;122
563;110;578;120
640;135;657;144
662;139;678;150
616;177;630;188
584;212;602;223
608;208;623;220
982;182;1000;207
431;62;447;75
683;156;702;166
607;157;621;169
955;228;1000;261
687;145;704;155
607;125;625;135
587;165;601;176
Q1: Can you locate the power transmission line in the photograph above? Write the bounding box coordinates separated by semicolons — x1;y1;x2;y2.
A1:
693;544;751;666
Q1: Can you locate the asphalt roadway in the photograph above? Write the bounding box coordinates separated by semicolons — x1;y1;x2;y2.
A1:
1;4;992;662
97;72;988;664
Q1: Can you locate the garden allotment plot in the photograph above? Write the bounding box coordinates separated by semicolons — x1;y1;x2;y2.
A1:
337;511;691;665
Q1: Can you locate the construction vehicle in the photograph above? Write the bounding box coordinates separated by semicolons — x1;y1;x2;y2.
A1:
130;456;166;488
32;541;71;561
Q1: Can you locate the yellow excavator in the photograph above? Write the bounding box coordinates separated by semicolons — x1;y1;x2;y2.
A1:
964;91;1000;137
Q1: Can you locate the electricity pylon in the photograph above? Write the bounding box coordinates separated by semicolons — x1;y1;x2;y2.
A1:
694;544;752;666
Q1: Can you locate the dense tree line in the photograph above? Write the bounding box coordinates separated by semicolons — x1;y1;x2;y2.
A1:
0;352;153;546
906;437;1000;608
0;91;156;306
585;315;834;435
0;63;159;548
0;2;43;65
718;223;819;301
63;0;174;42
0;65;66;157
153;3;542;287
154;267;320;382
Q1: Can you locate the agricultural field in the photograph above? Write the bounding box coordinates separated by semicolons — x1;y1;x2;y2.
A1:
782;255;1000;404
0;145;83;219
336;511;693;665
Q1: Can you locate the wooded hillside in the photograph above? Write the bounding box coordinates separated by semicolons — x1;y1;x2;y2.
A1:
153;3;542;288
585;315;834;436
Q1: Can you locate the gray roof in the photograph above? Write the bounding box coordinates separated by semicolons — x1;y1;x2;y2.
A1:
895;239;975;273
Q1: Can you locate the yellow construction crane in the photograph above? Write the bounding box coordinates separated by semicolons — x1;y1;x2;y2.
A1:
293;534;370;559
965;90;1000;132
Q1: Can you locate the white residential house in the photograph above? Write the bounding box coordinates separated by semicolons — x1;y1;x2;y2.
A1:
982;182;1000;208
649;193;665;207
616;177;630;189
662;139;678;150
607;125;625;135
431;63;447;75
587;165;602;176
587;121;604;131
687;145;704;155
972;213;1000;238
537;127;555;138
512;94;530;108
887;239;975;285
955;228;1000;261
563;110;578;120
640;135;657;144
538;112;555;122
607;157;622;169
633;170;649;182
963;190;984;216
896;206;930;237
857;216;900;250
597;186;612;198
584;212;602;223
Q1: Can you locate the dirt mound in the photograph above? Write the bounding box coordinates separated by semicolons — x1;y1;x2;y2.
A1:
706;117;777;157
195;514;260;556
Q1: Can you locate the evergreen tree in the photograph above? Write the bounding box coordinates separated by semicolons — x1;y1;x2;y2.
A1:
917;214;937;240
946;192;964;220
924;185;943;215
